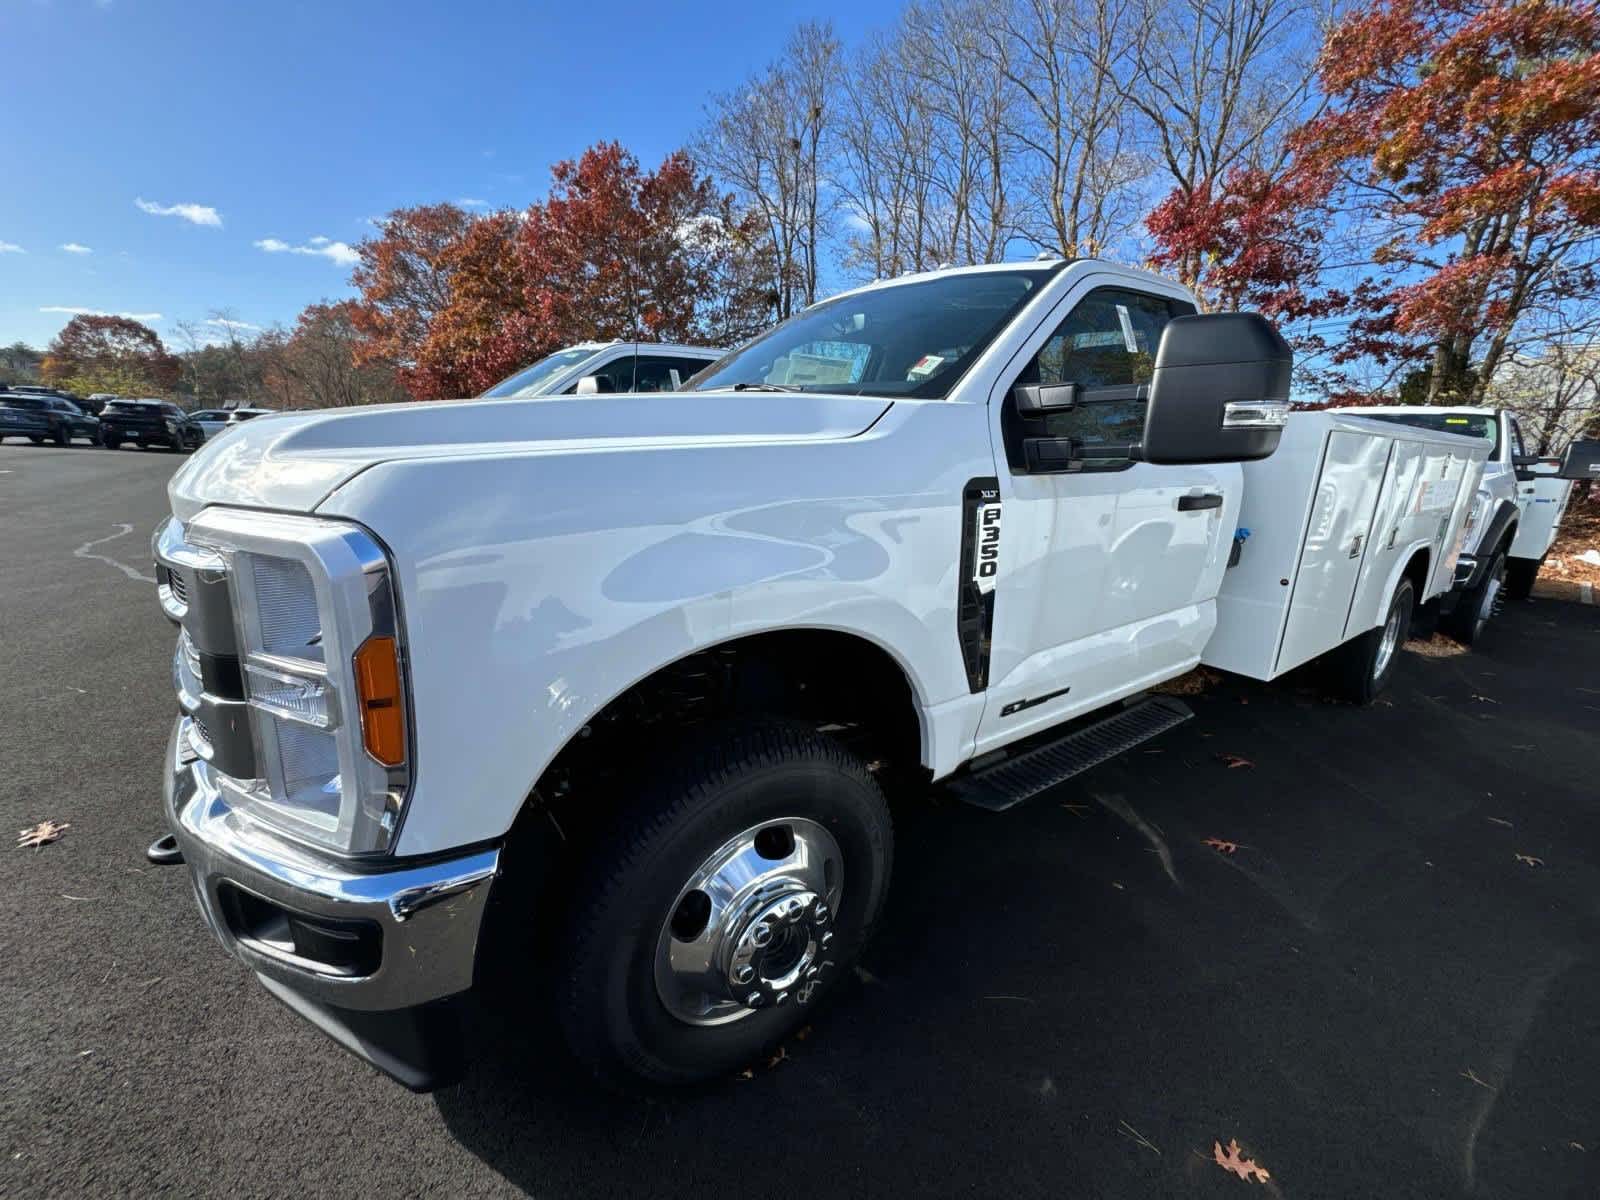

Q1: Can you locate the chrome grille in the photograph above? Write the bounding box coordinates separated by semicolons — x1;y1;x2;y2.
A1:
167;566;188;605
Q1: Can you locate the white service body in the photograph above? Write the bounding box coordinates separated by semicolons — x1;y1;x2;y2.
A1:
1204;413;1488;679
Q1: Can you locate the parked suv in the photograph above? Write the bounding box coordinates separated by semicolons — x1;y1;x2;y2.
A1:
99;399;205;451
480;341;723;399
0;394;54;443
0;392;101;446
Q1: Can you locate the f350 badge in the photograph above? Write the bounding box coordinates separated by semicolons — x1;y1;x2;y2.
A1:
973;493;1002;593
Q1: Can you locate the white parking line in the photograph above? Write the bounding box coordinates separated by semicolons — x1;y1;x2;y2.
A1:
74;523;157;584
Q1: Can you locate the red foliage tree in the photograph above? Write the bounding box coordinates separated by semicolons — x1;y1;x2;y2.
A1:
406;143;774;398
1145;164;1334;318
348;203;484;373
1289;0;1600;402
41;314;181;395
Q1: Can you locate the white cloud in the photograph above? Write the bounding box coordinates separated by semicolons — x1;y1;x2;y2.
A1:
457;197;490;209
205;316;260;332
0;240;24;254
60;242;92;255
254;236;359;267
135;197;223;227
40;305;163;321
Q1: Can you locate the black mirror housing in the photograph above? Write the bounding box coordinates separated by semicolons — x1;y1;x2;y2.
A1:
1139;312;1292;465
1558;439;1600;481
1013;381;1078;416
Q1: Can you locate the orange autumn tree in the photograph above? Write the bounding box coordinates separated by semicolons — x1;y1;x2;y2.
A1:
1290;0;1600;402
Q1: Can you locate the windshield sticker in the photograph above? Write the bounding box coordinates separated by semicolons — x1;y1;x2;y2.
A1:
1115;304;1138;353
907;354;945;381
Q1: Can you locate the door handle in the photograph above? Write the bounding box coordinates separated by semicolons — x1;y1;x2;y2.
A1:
1177;493;1224;511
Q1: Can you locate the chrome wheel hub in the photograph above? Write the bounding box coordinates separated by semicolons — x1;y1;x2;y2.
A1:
654;817;842;1026
1374;603;1402;680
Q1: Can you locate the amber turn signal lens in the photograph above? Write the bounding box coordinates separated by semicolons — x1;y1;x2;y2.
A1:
353;635;405;766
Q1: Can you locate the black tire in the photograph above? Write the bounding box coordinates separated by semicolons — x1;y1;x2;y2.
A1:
1505;556;1542;602
1445;549;1506;645
556;718;893;1089
28;435;44;445
53;426;68;447
1334;578;1414;704
102;434;121;449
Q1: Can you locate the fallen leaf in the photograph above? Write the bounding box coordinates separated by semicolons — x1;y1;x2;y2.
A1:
1213;1138;1271;1184
1514;853;1544;868
1215;753;1254;770
16;820;69;850
794;1025;812;1042
736;1068;754;1081
765;1046;788;1070
1203;837;1240;855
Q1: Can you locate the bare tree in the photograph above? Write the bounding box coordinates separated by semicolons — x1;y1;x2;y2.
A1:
834;28;940;280
986;0;1146;259
696;22;841;317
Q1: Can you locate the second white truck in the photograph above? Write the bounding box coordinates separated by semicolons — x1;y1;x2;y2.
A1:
150;259;1488;1091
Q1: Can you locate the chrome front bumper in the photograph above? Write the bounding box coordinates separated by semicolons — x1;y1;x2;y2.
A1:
165;717;500;1086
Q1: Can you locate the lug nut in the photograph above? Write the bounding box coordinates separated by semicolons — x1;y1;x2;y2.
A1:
749;921;773;947
820;931;834;947
775;991;789;1005
733;964;754;985
812;903;830;925
805;966;820;980
746;991;765;1007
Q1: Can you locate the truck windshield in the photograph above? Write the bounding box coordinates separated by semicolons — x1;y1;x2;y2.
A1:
481;348;601;398
690;268;1054;400
1362;411;1500;457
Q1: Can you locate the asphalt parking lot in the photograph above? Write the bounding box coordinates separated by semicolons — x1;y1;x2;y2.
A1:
4;442;1599;1199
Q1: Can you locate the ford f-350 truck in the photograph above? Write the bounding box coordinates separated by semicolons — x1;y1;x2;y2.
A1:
151;259;1488;1091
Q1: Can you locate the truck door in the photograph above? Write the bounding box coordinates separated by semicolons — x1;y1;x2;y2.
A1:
1508;415;1538;527
975;283;1240;754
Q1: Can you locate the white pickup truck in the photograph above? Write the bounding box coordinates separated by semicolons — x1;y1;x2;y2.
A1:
1351;406;1589;639
151;260;1489;1091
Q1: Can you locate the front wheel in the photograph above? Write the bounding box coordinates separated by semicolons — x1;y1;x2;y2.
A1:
557;719;893;1089
28;435;44;445
1446;550;1506;645
1333;578;1414;704
101;434;121;449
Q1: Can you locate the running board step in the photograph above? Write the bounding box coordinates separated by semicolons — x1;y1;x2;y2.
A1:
948;695;1193;812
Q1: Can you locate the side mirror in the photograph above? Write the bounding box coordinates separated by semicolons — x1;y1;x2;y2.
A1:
574;374;614;395
1558;439;1600;481
1140;312;1292;465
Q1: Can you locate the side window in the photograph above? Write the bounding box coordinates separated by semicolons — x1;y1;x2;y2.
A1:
1010;288;1185;469
569;353;635;394
633;356;695;393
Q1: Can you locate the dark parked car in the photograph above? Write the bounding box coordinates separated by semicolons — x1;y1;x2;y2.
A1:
98;399;205;451
0;394;55;443
0;392;101;446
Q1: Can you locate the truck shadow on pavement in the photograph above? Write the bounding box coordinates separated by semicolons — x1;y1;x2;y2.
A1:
434;598;1600;1199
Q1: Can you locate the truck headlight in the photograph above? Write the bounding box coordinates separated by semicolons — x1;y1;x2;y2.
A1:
184;508;411;856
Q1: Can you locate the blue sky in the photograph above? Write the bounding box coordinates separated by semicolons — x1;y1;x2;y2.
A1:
0;0;897;350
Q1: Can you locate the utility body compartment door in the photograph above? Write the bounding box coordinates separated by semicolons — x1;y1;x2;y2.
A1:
1275;430;1389;673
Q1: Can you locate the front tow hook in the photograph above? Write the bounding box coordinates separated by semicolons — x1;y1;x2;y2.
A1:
146;833;184;866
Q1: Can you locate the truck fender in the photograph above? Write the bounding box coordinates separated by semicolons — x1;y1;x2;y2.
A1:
1476;497;1520;560
1357;541;1433;635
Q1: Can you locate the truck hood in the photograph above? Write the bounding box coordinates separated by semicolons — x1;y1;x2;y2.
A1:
168;392;893;520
